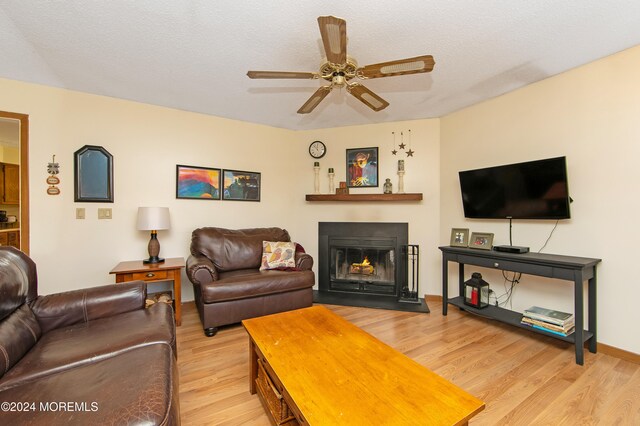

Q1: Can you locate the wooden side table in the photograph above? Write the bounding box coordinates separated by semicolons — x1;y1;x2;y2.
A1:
110;257;185;326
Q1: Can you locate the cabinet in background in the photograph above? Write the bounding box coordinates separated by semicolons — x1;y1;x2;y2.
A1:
0;230;20;249
0;163;19;205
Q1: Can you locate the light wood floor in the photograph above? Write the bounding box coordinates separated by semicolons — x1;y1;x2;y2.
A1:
176;301;640;425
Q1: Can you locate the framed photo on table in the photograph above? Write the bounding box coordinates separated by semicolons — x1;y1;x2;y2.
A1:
469;232;494;250
450;228;470;247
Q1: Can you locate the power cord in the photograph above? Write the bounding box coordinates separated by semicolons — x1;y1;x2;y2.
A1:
489;271;522;309
538;220;559;253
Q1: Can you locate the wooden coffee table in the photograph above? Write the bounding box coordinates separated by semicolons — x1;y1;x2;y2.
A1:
243;306;484;425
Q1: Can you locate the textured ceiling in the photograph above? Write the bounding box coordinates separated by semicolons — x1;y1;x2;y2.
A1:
1;1;640;130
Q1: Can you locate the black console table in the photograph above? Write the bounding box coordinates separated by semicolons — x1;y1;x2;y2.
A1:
439;246;601;365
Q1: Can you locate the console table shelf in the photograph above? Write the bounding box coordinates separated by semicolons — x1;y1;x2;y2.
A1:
447;296;593;345
306;193;422;202
439;246;601;365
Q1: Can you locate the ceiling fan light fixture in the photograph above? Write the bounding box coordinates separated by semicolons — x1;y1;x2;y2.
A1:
332;73;346;87
248;17;433;114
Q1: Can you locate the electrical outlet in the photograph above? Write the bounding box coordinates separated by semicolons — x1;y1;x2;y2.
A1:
98;208;112;219
76;208;85;219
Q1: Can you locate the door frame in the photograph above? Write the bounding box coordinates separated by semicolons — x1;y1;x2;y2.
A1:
0;110;29;254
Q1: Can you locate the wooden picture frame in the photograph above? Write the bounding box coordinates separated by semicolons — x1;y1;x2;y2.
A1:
74;145;113;202
469;232;494;250
346;147;378;187
176;164;221;200
450;228;470;247
222;169;261;201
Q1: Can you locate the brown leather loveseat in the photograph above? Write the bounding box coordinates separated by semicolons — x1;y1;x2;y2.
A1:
0;247;180;425
186;227;314;336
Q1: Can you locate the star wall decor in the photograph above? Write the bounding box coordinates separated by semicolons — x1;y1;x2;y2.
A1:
391;130;416;156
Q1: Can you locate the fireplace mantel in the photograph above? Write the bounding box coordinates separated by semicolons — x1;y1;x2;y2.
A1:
305;193;422;202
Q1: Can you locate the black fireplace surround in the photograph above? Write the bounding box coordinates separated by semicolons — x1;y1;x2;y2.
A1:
315;222;428;312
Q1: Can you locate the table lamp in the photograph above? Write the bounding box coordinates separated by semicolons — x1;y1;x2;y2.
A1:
136;207;170;264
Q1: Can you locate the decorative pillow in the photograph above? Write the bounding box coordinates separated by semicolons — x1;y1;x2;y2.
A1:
260;241;297;270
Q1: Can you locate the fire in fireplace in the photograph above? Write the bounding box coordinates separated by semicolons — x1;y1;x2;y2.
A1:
349;256;374;275
330;245;396;295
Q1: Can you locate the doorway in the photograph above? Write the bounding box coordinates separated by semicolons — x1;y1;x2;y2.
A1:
0;110;29;254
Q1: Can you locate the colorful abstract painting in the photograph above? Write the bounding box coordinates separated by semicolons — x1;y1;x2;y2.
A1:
176;165;221;200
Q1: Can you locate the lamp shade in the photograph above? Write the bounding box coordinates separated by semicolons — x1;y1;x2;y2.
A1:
136;207;170;231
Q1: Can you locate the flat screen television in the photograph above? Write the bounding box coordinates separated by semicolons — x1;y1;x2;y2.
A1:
459;156;571;220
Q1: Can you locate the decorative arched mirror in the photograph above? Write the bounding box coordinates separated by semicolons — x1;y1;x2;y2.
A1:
74;145;113;202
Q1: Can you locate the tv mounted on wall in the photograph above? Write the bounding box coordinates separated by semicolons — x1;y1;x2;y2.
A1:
459;156;571;220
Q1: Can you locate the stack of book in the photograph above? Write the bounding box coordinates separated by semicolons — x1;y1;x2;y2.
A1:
521;306;575;336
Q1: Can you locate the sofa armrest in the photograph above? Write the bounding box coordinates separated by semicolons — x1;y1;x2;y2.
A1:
30;281;147;334
186;254;218;285
296;252;314;271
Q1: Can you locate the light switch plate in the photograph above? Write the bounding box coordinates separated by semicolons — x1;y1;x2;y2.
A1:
98;208;112;219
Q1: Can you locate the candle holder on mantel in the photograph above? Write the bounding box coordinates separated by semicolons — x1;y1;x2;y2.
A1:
313;162;320;194
397;160;406;194
328;168;335;194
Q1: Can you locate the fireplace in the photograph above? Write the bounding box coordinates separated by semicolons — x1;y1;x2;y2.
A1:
315;222;428;312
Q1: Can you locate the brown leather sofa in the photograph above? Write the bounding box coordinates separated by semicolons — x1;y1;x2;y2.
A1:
0;247;180;425
186;227;314;336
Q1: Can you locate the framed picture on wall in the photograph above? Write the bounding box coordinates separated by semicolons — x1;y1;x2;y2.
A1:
346;147;378;187
74;145;114;202
222;169;261;201
176;165;221;200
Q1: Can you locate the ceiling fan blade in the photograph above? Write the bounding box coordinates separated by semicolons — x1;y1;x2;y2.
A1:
318;16;347;65
347;84;389;112
297;86;332;114
358;55;435;79
247;71;317;79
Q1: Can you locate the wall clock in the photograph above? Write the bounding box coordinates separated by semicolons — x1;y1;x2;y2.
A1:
309;140;326;159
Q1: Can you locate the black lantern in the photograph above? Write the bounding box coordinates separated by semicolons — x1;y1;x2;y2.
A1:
464;272;489;309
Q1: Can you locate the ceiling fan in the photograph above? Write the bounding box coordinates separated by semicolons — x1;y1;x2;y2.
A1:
247;16;435;114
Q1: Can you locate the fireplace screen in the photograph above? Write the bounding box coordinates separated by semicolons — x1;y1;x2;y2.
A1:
330;246;396;294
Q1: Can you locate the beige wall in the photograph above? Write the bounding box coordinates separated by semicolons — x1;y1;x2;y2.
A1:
1;76;442;304
292;120;441;297
0;77;297;301
1;44;638;355
441;45;640;354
